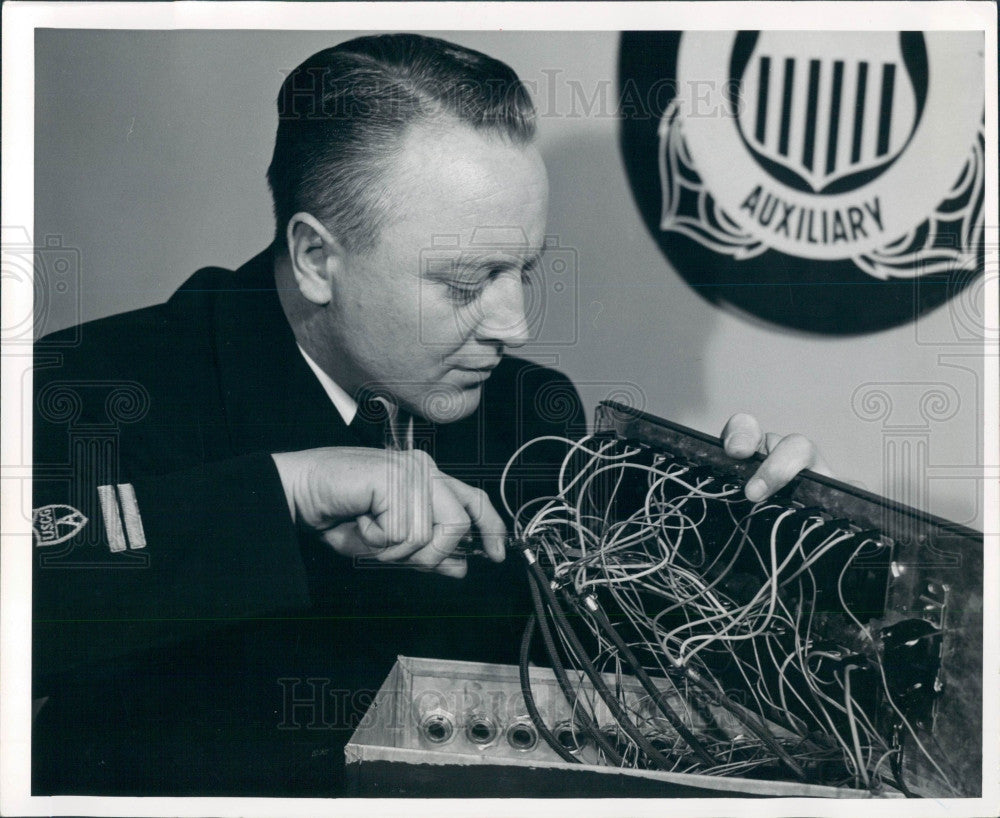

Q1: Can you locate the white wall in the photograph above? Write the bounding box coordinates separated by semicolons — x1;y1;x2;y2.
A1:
34;29;985;528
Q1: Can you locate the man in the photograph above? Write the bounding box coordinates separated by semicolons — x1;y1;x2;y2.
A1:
31;34;829;796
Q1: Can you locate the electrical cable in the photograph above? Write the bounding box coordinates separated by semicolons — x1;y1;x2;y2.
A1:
524;555;626;766
522;548;684;773
669;658;809;781
518;613;581;765
890;731;915;798
570;591;718;768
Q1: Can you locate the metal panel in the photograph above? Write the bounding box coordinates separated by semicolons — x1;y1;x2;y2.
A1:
345;655;887;798
593;400;983;796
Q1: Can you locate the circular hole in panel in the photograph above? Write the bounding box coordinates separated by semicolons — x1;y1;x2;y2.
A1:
466;715;499;745
506;721;538;751
554;720;587;753
421;713;454;745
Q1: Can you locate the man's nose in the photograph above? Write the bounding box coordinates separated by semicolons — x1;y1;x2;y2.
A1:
475;271;531;348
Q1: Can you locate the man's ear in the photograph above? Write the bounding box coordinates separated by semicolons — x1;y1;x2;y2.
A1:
285;213;347;306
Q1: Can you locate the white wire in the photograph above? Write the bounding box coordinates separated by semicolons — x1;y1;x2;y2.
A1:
504;431;948;789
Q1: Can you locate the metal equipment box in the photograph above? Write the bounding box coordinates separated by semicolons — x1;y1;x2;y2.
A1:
345;655;892;798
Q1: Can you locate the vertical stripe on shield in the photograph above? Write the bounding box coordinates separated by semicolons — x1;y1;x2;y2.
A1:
851;62;868;164
877;63;896;157
825;60;844;175
801;59;821;171
778;58;795;156
97;484;127;553
754;56;771;143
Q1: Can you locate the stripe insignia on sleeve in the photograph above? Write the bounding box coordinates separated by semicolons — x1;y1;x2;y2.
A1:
97;485;128;553
32;504;88;547
116;483;146;549
96;484;147;552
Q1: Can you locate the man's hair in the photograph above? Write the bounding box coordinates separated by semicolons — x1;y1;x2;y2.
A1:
266;33;537;253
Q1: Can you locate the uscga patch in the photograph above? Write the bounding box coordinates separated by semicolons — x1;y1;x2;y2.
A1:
619;31;984;333
32;504;88;547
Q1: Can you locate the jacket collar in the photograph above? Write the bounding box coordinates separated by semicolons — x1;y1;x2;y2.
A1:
211;246;369;453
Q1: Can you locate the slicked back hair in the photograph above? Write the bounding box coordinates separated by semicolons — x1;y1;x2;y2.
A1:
267;33;537;253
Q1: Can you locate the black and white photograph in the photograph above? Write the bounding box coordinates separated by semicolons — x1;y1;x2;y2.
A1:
1;2;997;816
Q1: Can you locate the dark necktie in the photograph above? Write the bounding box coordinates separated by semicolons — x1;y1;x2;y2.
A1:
349;390;419;452
349;393;392;448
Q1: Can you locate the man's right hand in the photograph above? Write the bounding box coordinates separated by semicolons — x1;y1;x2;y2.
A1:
271;447;506;578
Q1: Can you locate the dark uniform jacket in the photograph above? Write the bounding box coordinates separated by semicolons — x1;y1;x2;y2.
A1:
31;247;585;796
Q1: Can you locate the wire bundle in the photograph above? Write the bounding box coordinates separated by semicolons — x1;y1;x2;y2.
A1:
501;434;958;795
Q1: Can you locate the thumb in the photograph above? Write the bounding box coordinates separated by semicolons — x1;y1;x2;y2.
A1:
321;520;383;557
356;513;390;548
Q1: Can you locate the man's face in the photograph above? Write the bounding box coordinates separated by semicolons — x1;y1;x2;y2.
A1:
322;120;549;423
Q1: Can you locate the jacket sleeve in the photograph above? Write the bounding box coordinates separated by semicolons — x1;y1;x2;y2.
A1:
30;298;315;680
32;452;310;678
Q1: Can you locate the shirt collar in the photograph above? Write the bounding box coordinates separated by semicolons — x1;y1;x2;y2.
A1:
296;344;358;426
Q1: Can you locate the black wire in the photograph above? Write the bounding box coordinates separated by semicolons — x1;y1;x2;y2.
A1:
578;485;811;781
519;613;581;764
524;559;626;765
574;591;718;768
890;729;916;798
674;661;810;782
523;550;679;773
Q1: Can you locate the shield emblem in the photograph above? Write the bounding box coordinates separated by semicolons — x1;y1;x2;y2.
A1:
732;32;924;194
33;504;88;546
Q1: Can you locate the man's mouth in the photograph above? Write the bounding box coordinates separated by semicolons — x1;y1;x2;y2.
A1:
451;365;497;384
451;357;501;372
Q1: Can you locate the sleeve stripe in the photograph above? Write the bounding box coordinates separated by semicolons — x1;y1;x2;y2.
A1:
117;483;146;550
97;484;128;553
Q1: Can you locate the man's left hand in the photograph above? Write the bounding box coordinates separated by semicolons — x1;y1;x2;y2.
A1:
721;413;834;502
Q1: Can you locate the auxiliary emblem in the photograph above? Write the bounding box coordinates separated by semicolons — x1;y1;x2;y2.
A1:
620;31;984;333
32;504;88;547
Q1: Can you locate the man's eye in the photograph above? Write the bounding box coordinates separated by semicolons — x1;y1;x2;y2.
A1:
521;259;541;286
488;265;536;287
446;282;482;304
444;266;533;304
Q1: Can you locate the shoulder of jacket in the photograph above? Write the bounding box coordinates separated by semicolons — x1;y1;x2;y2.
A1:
169;264;239;302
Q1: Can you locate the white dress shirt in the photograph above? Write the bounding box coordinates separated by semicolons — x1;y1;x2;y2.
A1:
296;344;358;426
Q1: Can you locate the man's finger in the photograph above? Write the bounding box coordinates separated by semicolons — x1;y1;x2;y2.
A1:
444;478;507;561
410;451;434;545
375;518;466;565
356;513;389;548
721;413;764;459
762;431;783;455
403;480;472;568
431;556;468;579
378;451;431;546
376;472;467;564
321;520;382;557
745;433;828;501
382;454;410;544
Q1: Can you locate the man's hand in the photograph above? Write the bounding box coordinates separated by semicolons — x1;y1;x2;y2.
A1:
271;447;506;578
721;413;834;502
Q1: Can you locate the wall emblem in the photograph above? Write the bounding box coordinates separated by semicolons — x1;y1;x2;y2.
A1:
620;31;984;333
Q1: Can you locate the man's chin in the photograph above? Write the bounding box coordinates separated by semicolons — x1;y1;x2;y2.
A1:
415;382;482;424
